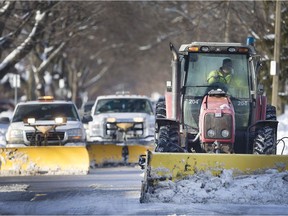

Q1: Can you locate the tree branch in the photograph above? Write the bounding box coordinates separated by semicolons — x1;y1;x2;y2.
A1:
0;10;46;79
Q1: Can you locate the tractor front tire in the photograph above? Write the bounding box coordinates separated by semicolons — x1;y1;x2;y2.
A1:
253;105;277;154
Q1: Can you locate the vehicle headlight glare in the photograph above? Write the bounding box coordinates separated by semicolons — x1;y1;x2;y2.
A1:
207;129;216;138
55;117;66;124
221;129;230;138
27;118;36;124
133;117;144;122
107;117;116;123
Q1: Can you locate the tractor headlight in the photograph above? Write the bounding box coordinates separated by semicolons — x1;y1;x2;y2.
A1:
207;129;216;138
221;129;230;138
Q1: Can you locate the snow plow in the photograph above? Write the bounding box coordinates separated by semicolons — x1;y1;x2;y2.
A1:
87;144;154;167
139;37;288;202
1;96;89;176
0;146;89;176
84;93;155;167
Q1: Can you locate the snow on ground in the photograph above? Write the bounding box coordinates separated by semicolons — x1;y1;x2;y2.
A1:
145;169;288;205
0;184;29;192
277;106;288;155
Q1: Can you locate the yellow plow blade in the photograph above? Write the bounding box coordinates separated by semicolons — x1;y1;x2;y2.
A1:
87;144;154;167
147;151;288;181
0;146;89;176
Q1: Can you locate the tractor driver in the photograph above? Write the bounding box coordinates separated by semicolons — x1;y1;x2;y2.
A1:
207;58;233;84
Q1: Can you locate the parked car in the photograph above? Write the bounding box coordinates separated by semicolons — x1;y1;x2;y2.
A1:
0;117;10;147
86;92;155;145
0;99;14;147
6;96;86;147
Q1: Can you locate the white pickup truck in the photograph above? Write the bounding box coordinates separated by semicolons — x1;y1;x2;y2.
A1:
85;93;155;145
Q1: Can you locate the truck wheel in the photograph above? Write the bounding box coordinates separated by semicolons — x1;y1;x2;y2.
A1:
155;101;166;145
253;105;277;154
155;125;184;152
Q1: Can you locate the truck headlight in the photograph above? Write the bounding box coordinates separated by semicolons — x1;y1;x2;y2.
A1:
67;128;83;140
90;121;101;130
133;117;144;122
7;129;24;143
107;117;116;123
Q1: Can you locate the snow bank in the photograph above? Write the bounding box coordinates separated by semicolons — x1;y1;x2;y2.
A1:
277;106;288;155
146;169;288;205
0;184;29;192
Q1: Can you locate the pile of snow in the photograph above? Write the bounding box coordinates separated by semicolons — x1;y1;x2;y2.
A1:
0;184;29;192
145;169;288;205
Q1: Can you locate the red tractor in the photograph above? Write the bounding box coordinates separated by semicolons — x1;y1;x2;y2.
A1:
155;37;278;155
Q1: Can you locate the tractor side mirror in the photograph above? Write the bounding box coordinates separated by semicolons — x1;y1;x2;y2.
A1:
257;84;264;95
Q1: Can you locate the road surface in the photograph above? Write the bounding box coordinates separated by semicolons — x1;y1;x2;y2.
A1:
0;166;287;215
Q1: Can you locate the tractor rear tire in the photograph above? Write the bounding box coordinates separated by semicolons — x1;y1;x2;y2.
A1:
155;101;166;119
155;125;184;152
253;105;277;154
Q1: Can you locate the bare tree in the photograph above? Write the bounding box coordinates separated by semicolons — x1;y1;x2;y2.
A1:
0;1;286;111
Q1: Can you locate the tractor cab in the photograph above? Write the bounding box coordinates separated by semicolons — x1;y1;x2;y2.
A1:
160;38;274;154
181;49;253;136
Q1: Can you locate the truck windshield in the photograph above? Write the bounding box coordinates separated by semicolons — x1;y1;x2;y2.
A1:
95;99;153;114
185;53;250;99
12;104;80;122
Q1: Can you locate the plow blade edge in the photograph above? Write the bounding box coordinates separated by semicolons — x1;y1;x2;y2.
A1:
87;144;154;167
146;151;288;181
0;146;89;176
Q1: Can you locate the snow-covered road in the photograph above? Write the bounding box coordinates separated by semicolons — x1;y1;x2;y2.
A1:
0;166;287;215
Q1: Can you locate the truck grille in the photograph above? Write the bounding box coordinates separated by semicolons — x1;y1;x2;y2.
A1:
26;132;65;142
105;122;144;137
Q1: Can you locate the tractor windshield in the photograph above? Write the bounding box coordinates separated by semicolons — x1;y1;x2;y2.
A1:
185;53;250;99
183;52;251;132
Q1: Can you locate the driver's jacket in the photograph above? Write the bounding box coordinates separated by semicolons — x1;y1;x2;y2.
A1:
207;70;232;84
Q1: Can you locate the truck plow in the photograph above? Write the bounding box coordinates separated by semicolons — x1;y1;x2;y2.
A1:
87;144;154;167
0;146;89;176
140;150;288;203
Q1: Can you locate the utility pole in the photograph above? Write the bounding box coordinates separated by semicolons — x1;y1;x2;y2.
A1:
271;0;281;114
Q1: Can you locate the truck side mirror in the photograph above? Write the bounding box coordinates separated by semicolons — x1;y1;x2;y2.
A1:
82;115;93;123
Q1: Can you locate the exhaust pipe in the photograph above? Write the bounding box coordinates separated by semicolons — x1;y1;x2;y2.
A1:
169;43;181;121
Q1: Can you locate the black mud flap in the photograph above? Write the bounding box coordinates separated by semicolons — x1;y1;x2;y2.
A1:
122;146;129;164
138;154;146;170
155;118;179;133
